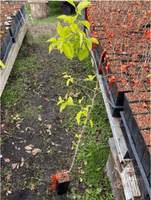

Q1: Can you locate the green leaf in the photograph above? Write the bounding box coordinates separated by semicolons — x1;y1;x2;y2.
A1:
85;38;92;50
75;134;79;138
66;0;75;8
79;97;85;104
57;21;63;36
49;44;53;53
76;110;83;125
84;75;96;81
73;142;77;146
146;74;151;77
83;110;87;117
78;31;83;47
80;20;90;30
67;79;70;86
0;60;6;68
68;43;74;58
57;15;77;24
46;37;56;43
63;75;71;78
65;93;68;100
68;96;74;105
90;120;93;128
96;167;101;171
62;43;73;60
77;1;91;13
60;103;67;112
70;23;80;33
48;43;56;53
77;49;89;61
89;37;99;44
96;188;102;194
84;119;86;125
63;26;71;38
86;189;92;194
140;10;146;14
57;96;64;105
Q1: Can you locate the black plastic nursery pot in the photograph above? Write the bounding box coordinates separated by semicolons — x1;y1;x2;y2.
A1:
9;12;22;43
55;170;70;195
123;95;150;184
17;4;26;27
120;112;150;200
0;31;13;65
56;180;70;195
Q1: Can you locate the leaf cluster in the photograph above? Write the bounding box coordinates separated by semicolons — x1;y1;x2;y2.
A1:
46;0;98;61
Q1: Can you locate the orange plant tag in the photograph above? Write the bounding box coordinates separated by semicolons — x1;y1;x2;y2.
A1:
142;102;148;108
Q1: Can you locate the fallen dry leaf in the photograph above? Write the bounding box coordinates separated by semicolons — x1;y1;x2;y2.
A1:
47;124;51;129
32;148;42;155
25;146;33;150
44;97;49;102
25;151;31;154
16;124;20;129
6;173;12;182
17;163;19;169
4;130;8;134
11;163;19;169
29;144;34;148
22;174;26;177
39;131;43;136
38;115;42;121
20;157;24;167
69;91;80;97
4;158;10;163
31;184;35;190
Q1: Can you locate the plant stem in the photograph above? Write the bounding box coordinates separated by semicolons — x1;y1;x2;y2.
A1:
65;85;97;174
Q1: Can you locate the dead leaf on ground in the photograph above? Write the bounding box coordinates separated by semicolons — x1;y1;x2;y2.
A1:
44;97;49;101
4;130;8;134
16;124;20;129
32;148;42;155
4;158;10;162
22;174;26;177
47;124;51;129
11;163;19;169
25;150;31;154
31;184;35;190
29;144;34;148
20;157;24;167
38;115;42;121
69;92;80;97
25;146;33;150
6;173;12;182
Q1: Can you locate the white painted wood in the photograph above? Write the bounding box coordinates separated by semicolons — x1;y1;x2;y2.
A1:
121;164;141;200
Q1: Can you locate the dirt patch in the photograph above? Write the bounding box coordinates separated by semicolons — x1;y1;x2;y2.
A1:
29;21;58;39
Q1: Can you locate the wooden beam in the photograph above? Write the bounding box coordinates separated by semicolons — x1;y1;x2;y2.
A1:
0;16;28;96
